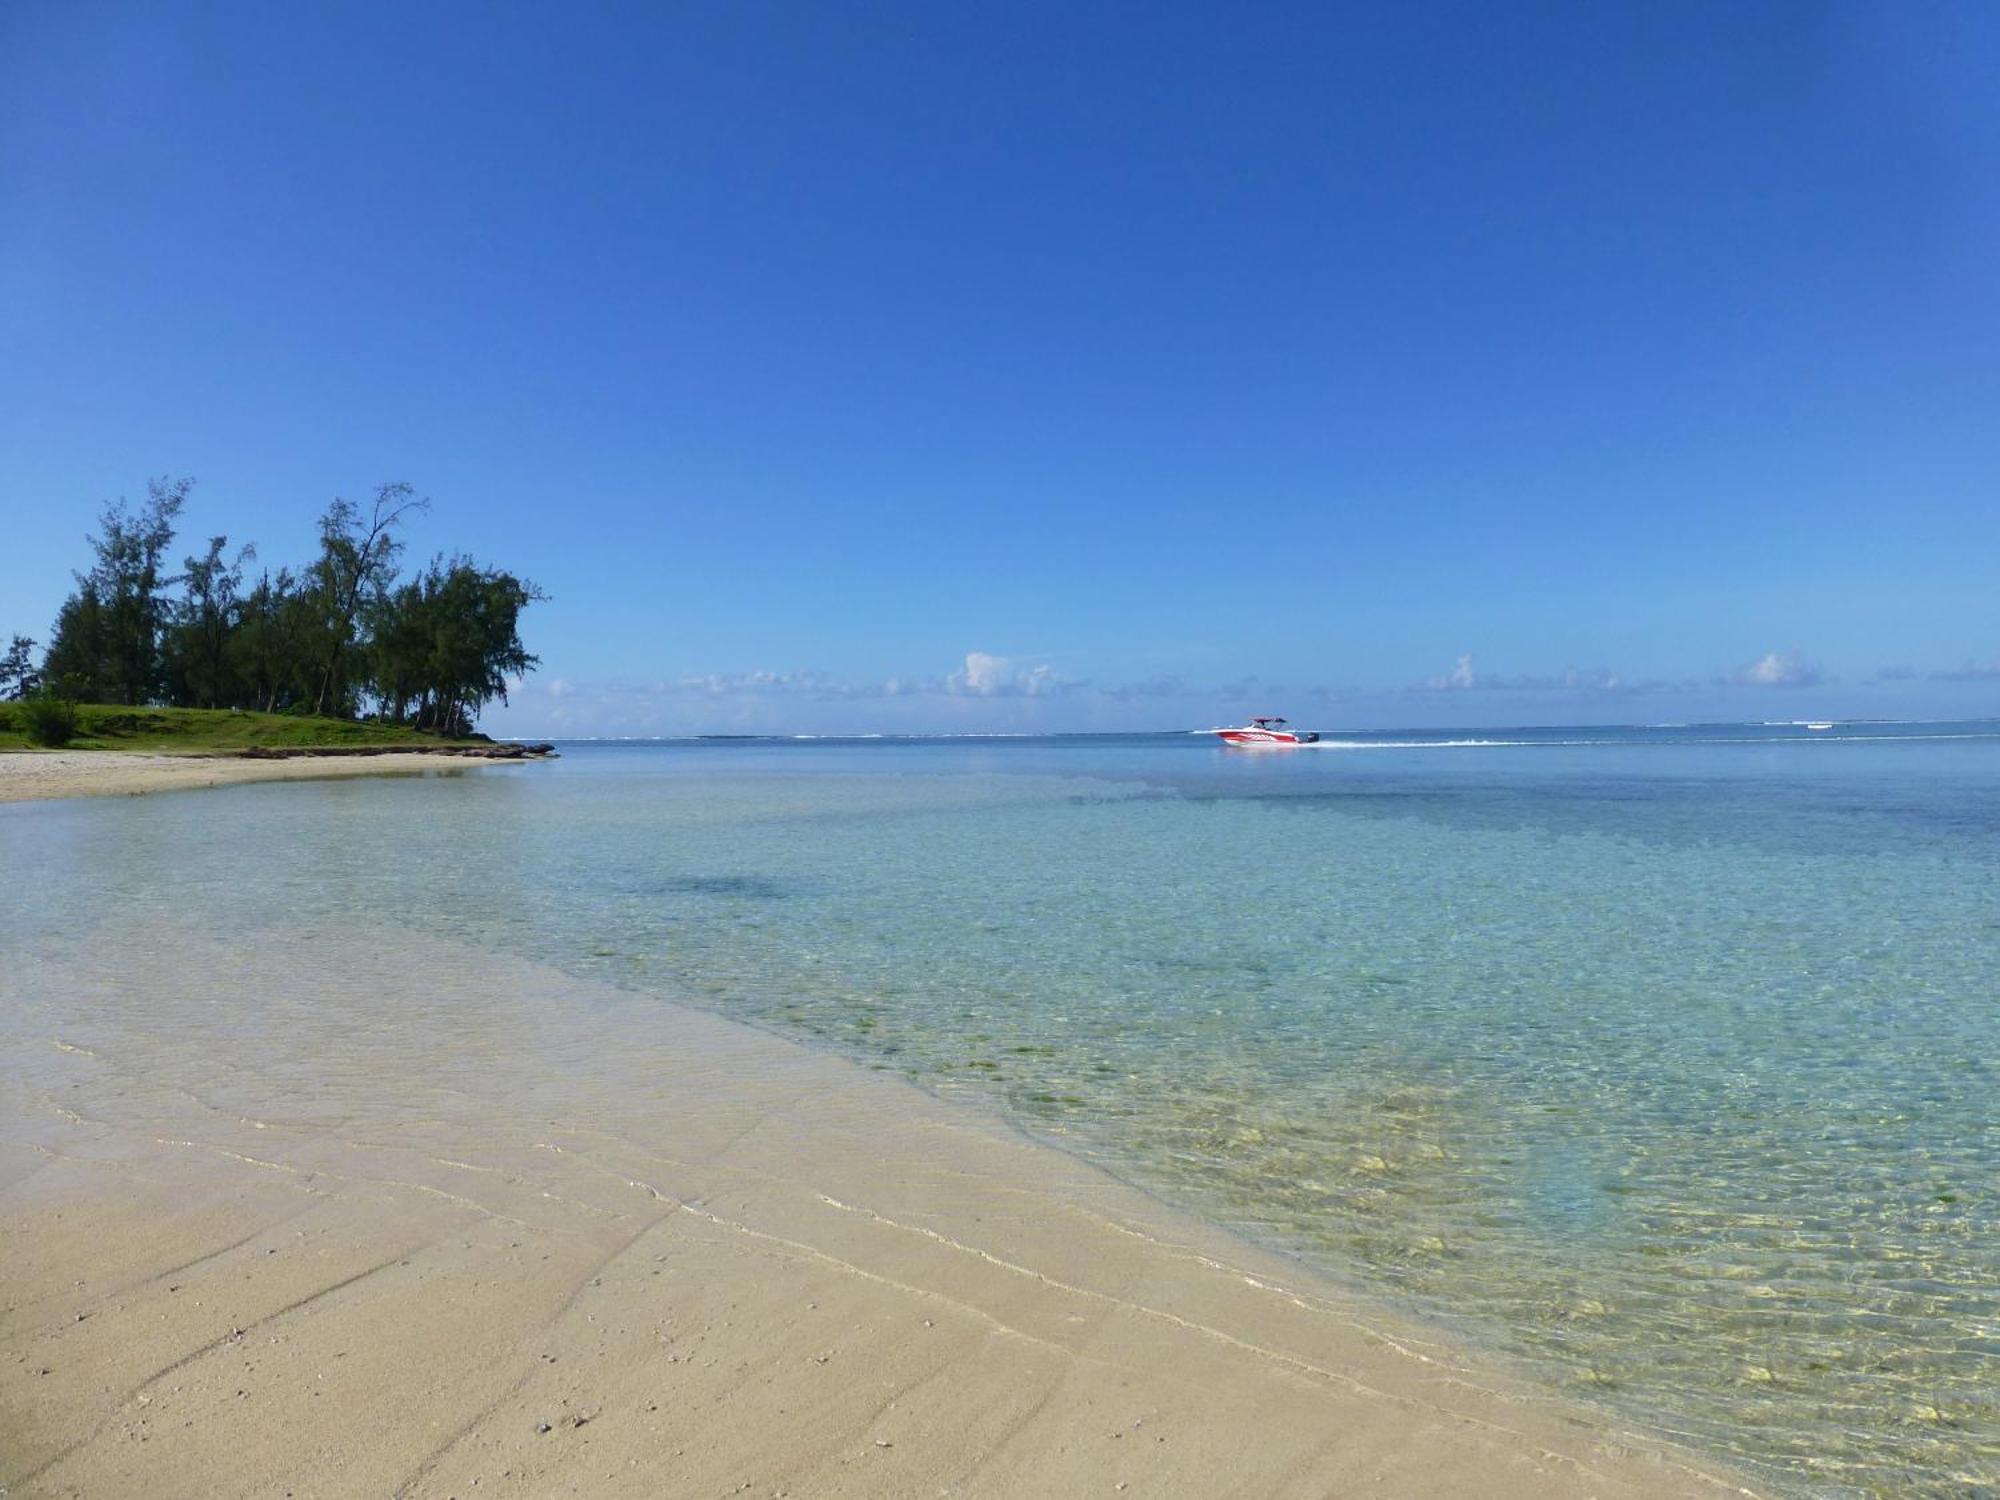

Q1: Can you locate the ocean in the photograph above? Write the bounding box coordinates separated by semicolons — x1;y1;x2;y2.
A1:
6;721;1996;1496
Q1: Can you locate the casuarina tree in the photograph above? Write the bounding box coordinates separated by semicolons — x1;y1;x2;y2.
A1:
0;636;38;700
41;477;190;703
307;483;428;716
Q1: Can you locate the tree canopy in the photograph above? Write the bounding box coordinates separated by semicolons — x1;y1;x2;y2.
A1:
14;479;543;733
0;636;37;699
39;477;188;706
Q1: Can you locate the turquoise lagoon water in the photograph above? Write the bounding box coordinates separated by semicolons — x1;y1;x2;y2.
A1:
5;722;1997;1495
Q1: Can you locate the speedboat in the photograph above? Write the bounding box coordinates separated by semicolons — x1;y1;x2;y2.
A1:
1209;716;1320;747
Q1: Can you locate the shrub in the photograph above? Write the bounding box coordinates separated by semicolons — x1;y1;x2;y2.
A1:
20;693;81;748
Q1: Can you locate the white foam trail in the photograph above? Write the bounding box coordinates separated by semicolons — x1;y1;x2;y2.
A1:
1303;738;1539;750
1293;731;2000;750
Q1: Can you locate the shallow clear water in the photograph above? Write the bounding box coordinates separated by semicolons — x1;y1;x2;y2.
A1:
6;723;1997;1496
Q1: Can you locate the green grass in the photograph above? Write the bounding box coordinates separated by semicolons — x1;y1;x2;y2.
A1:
0;703;487;754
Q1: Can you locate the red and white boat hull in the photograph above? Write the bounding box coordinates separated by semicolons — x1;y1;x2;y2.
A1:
1216;729;1307;746
1210;718;1320;747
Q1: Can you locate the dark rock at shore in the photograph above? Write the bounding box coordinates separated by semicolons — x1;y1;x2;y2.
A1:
237;743;558;761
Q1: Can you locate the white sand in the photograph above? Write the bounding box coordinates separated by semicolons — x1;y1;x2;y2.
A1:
0;920;1759;1499
0;750;508;803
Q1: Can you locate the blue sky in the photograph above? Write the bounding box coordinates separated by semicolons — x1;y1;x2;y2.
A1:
3;0;1995;734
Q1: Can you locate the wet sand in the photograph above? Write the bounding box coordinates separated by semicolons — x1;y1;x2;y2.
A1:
0;914;1763;1500
0;750;511;804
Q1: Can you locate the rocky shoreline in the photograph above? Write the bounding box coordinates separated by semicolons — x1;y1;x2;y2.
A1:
237;741;558;760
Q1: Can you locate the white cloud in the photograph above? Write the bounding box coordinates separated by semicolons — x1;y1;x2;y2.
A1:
1428;653;1480;691
1727;649;1823;689
1416;654;1664;696
945;651;1061;697
680;669;823;697
1870;655;2000;683
563;653;1078;705
1931;658;2000;682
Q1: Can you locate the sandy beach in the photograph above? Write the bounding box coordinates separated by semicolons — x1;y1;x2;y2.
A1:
0;750;521;804
0;905;1758;1500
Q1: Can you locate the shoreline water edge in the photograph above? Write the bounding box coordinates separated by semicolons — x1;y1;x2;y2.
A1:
0;912;1755;1499
11;728;1996;1495
0;745;554;804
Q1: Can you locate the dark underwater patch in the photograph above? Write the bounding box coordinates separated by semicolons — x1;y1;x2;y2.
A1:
652;874;794;900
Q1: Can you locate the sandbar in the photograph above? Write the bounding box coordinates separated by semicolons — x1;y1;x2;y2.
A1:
0;750;514;804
